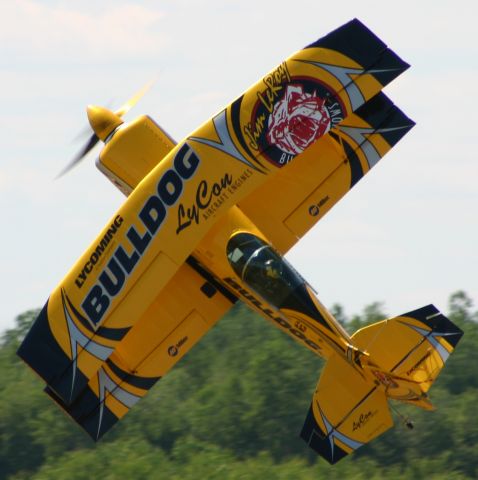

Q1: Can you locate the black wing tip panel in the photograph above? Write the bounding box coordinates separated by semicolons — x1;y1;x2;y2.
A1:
300;404;348;465
45;385;118;442
353;92;416;146
353;92;406;128
371;48;411;85
306;18;385;59
401;304;439;321
46;361;161;441
306;19;409;86
17;299;73;386
50;365;92;408
400;305;464;348
17;297;111;408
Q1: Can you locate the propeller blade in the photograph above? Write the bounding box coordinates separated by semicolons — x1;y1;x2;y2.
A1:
72;100;115;143
115;80;155;118
56;132;99;178
57;80;154;178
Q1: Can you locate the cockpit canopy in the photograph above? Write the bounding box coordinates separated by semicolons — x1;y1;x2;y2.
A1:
226;232;304;309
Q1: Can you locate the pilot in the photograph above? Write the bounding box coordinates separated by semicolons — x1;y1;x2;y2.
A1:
264;258;281;279
257;257;285;304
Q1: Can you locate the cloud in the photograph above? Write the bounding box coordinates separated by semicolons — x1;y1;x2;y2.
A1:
1;0;477;333
1;1;167;61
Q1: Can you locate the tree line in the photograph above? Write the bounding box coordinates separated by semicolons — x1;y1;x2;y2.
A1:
1;291;477;479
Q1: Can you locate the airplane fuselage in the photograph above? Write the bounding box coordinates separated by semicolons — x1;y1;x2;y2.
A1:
95;110;359;370
190;206;357;365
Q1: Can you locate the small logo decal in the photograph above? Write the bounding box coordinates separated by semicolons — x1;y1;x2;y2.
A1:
352;410;377;431
167;336;188;357
168;346;179;357
308;195;330;217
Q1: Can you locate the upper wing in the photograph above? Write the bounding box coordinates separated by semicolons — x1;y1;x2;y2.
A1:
18;18;409;407
238;92;415;254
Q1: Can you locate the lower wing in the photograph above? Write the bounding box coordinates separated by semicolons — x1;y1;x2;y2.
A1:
20;257;237;440
238;92;415;254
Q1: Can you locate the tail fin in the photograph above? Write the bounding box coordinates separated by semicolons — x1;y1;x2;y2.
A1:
301;305;463;464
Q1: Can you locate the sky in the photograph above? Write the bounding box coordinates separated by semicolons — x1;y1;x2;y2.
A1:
1;0;477;333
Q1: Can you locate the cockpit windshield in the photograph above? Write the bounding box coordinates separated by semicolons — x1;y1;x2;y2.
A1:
226;233;304;309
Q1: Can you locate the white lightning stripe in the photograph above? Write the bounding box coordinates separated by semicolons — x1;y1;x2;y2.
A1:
63;300;113;401
296;60;400;111
399;321;455;364
189;110;259;171
96;367;141;439
318;403;363;461
337;125;410;168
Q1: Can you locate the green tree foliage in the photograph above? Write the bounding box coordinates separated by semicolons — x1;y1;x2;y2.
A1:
1;293;477;479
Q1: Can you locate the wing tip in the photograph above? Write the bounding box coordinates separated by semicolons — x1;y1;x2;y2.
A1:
45;384;119;442
306;18;385;53
352;92;416;146
17;299;73;387
306;19;410;87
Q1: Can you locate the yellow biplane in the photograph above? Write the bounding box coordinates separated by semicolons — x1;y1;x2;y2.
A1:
18;19;463;464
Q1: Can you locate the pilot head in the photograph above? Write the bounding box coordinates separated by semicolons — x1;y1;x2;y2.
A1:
264;259;281;279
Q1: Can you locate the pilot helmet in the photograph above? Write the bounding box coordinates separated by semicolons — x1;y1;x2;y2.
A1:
264;258;281;279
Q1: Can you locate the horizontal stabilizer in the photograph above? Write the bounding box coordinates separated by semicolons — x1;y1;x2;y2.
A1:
301;353;393;464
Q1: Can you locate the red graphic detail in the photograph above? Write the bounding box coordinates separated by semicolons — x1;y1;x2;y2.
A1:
372;370;398;389
266;84;331;155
